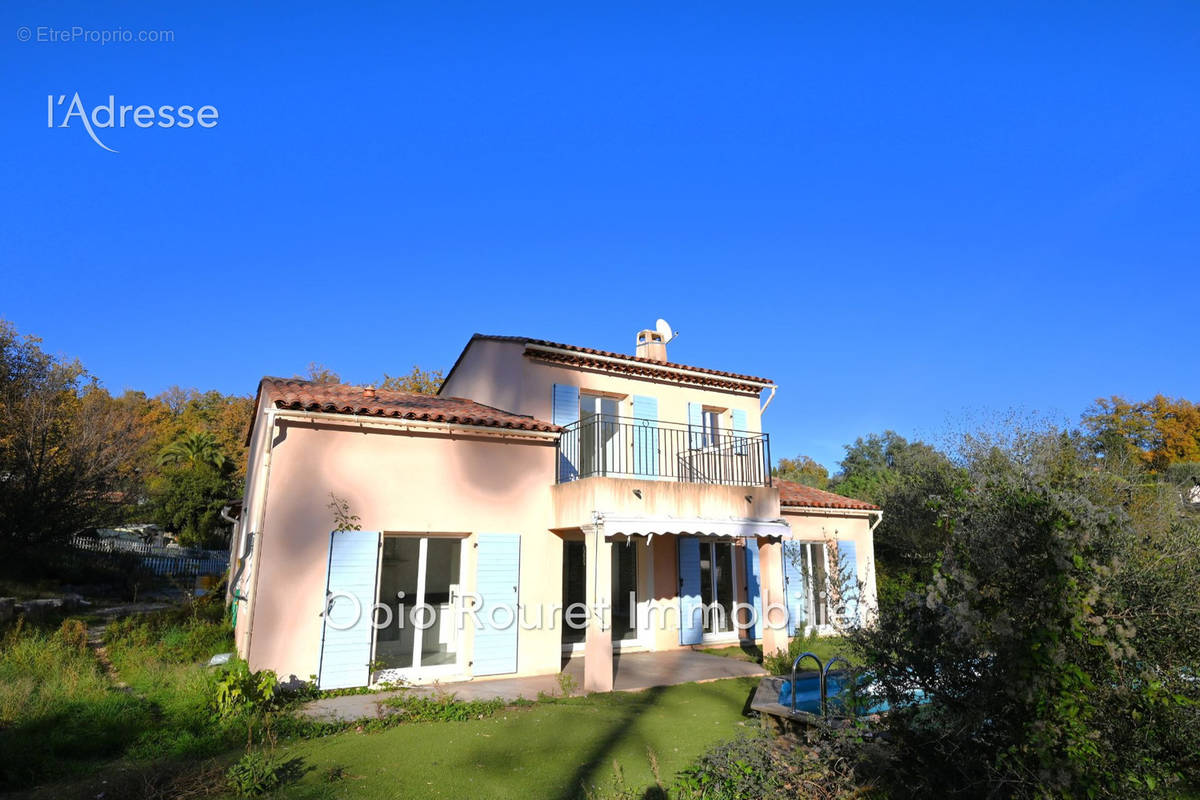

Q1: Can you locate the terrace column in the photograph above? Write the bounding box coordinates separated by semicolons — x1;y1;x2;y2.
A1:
582;523;614;693
758;538;789;660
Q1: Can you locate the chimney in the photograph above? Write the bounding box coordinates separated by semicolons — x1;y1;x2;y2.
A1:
635;329;668;362
363;385;377;400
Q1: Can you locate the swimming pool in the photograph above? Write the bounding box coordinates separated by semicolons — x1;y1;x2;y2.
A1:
777;670;922;716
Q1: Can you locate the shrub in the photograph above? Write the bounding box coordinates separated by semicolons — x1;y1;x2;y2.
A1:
212;658;280;718
55;617;89;651
674;734;786;800
226;750;301;797
381;693;504;722
851;435;1200;798
762;628;832;676
673;733;869;800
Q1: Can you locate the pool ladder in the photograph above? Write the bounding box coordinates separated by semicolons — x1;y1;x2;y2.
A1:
790;652;852;717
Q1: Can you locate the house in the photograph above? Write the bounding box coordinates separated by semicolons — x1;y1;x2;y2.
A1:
229;328;881;691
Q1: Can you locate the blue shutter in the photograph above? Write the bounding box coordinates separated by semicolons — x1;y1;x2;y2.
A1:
474;533;521;676
553;384;580;481
782;542;807;636
678;537;704;645
744;541;763;640
632;395;659;479
318;530;381;690
836;541;860;627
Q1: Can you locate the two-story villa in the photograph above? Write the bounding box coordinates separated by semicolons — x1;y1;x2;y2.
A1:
229;328;880;691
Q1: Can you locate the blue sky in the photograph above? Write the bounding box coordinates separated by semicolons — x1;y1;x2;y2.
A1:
2;1;1198;470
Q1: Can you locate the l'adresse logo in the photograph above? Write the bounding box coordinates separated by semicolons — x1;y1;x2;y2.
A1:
48;92;219;152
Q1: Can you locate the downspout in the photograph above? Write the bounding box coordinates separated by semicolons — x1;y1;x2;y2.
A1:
866;510;883;623
241;407;280;659
759;385;778;415
220;504;242;608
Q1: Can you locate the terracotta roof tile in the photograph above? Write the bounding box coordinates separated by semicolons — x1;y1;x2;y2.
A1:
455;335;772;393
258;377;559;433
776;479;881;511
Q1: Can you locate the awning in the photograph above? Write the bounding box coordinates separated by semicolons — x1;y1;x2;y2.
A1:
596;513;791;542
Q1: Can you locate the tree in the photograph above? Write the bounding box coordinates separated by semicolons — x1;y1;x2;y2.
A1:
1084;394;1200;471
773;454;830;489
159;431;230;472
298;362;340;384
829;431;964;570
150;463;236;548
378;365;444;395
851;429;1200;798
0;321;147;544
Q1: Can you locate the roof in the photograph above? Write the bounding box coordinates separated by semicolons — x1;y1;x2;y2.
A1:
776;479;881;512
256;377;559;433
441;334;774;394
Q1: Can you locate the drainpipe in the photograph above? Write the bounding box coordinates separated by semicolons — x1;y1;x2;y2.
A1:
241;407;280;658
759;385;778;415
220;504;242;607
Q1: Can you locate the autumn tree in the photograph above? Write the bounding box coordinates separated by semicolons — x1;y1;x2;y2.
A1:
1084;394;1200;471
297;362;341;384
378;365;444;395
0;321;148;543
773;454;830;489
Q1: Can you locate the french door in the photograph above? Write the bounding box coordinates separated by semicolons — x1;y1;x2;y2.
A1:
372;536;464;682
561;539;642;650
579;393;620;477
783;541;831;633
699;541;738;640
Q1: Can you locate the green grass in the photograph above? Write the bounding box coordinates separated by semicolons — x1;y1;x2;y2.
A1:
698;634;854;676
266;678;761;800
0;602;242;791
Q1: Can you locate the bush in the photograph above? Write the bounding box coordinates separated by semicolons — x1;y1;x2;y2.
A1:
674;734;786;799
851;436;1200;798
381;693;504;722
762;629;843;676
673;733;869;800
226;750;304;797
212;658;280;718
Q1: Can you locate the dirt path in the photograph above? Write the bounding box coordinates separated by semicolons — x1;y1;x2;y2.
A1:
84;602;171;691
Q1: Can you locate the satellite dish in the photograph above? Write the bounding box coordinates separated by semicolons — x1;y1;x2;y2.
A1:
655;318;677;343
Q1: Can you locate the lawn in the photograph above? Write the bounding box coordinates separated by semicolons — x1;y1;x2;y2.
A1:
698;633;854;675
268;678;762;800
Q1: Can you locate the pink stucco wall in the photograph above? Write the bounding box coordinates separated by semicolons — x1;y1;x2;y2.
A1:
235;338;877;686
241;418;560;682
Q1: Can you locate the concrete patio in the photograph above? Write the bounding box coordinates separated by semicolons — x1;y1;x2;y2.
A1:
301;649;767;722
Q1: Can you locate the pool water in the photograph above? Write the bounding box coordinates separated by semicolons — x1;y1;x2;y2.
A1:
777;671;918;716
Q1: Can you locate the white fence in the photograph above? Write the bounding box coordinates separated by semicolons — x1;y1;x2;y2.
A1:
70;536;229;578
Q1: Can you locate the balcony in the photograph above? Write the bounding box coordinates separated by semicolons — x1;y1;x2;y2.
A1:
555;414;772;487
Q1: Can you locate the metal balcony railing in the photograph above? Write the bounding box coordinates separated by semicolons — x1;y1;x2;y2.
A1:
555;413;772;487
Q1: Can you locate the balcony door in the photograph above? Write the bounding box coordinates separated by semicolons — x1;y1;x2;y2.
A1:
579;393;620;477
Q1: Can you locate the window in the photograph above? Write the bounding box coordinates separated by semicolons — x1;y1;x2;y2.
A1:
702;409;721;447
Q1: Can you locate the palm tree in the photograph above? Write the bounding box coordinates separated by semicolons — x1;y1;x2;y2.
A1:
159;431;229;471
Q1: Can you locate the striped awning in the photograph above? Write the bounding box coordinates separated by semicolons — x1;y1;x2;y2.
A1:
596;513;791;541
